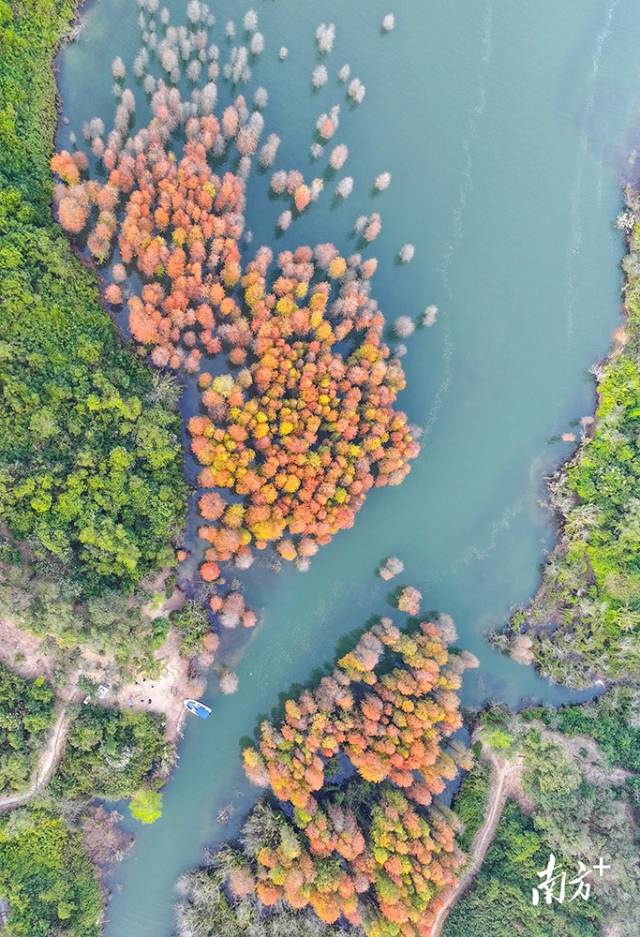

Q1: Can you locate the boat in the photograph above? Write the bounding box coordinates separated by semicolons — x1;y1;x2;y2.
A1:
184;698;212;719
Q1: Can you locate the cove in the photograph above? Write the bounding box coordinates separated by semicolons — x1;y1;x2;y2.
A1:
55;1;640;935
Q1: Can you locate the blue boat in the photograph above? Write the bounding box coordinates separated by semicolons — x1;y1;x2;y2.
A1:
184;698;212;720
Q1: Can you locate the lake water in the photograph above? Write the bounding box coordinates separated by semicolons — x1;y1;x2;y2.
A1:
56;1;640;934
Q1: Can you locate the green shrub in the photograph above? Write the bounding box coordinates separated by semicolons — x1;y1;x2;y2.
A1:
451;760;491;852
129;787;163;825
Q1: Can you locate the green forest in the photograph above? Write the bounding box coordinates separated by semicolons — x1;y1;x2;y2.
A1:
0;0;187;597
0;547;177;674
538;684;640;774
0;806;103;937
444;698;640;937
443;801;601;937
51;705;168;800
0;6;188;934
448;754;490;853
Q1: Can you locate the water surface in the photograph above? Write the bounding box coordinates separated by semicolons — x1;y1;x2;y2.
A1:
56;1;640;934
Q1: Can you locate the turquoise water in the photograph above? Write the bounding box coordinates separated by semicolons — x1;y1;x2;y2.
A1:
56;1;640;934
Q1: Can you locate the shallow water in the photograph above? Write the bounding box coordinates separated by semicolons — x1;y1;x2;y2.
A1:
56;1;640;934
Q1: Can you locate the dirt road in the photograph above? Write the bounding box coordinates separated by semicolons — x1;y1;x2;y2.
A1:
429;752;522;936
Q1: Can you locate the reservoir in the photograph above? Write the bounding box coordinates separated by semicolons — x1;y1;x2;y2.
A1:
56;1;640;934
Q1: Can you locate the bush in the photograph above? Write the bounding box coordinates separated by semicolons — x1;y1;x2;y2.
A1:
172;600;210;656
451;761;491;852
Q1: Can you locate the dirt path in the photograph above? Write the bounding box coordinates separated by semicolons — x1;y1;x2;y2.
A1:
429;752;522;936
0;674;80;813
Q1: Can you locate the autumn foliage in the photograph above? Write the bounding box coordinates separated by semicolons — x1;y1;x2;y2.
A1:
49;13;420;666
238;606;475;935
190;245;419;562
51;81;420;577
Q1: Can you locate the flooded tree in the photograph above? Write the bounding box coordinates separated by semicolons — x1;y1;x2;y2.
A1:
315;22;336;55
423;303;439;326
399;243;415;263
394;315;415;338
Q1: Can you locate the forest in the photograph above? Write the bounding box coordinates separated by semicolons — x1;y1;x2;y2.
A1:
175;859;358;937
0;541;182;676
176;687;640;937
442;801;601;937
50;705;168;800
0;0;187;597
0;186;187;593
42;0;423;611
0;5;190;933
0;676;168;931
0;806;103;937
444;695;640;937
446;754;489;853
50;87;420;592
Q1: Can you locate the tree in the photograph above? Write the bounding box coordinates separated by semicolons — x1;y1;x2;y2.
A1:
129;787;163;824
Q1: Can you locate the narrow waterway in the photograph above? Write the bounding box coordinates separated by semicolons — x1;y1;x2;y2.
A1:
56;1;640;934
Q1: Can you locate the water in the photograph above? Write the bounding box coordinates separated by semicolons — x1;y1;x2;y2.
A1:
55;1;640;934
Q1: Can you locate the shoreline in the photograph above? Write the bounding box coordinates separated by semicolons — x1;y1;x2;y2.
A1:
499;224;629;687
